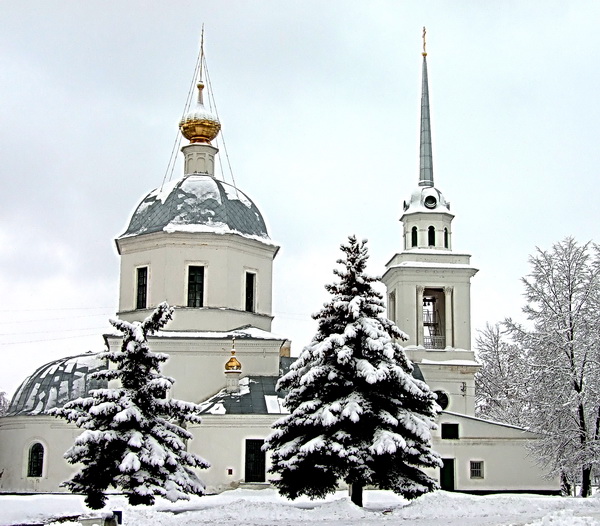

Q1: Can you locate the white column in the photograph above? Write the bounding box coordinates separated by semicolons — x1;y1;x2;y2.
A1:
416;286;424;347
444;286;453;349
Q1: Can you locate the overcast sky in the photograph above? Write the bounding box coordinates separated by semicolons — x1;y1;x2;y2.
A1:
1;1;599;397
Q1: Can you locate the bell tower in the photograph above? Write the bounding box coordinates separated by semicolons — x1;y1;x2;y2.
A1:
382;29;479;415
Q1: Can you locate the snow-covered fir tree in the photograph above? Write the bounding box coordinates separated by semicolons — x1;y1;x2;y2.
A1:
51;303;209;509
265;236;441;506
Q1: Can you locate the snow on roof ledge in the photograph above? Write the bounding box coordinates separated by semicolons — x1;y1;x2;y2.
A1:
442;411;537;433
420;358;480;367
105;326;287;341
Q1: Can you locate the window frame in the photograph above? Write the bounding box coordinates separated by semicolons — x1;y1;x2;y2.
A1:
388;291;396;322
187;265;205;308
27;442;44;478
245;271;256;313
470;460;484;479
136;266;148;310
411;226;418;247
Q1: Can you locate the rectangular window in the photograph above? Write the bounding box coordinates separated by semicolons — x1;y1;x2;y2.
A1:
470;460;484;479
388;291;396;322
441;423;459;439
245;272;256;312
188;266;205;308
136;267;148;310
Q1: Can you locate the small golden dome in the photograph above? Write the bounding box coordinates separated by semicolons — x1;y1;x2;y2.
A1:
179;82;221;144
225;350;242;371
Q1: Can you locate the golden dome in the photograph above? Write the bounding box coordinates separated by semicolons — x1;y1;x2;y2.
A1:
179;81;221;144
225;350;242;371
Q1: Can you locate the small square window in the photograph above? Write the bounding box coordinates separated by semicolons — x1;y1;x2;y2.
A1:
470;460;484;479
441;423;459;439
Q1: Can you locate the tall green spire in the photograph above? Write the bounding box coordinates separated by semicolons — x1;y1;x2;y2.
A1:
419;27;434;188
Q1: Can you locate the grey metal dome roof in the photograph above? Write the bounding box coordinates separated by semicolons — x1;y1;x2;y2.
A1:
121;174;270;239
7;353;107;416
402;186;453;216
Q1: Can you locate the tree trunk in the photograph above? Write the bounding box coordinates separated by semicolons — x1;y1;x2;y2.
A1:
580;465;592;497
560;472;572;497
349;483;363;507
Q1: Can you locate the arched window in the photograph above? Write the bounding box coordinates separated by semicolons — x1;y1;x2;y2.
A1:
444;228;449;248
428;226;435;247
27;442;44;477
411;226;418;247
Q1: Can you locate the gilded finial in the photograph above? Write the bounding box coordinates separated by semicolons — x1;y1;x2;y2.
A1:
199;24;205;84
179;25;221;144
422;26;427;57
225;337;241;371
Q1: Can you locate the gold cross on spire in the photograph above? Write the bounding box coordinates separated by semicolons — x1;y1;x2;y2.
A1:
422;26;427;56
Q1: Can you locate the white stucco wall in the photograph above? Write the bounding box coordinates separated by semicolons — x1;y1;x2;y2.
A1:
382;254;477;351
116;232;278;332
430;413;559;493
190;415;279;494
104;334;285;408
0;416;78;493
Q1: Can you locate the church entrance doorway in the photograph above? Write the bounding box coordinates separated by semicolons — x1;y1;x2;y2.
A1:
440;458;455;491
245;439;266;482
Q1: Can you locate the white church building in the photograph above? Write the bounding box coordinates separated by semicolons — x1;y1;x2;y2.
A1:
0;43;558;496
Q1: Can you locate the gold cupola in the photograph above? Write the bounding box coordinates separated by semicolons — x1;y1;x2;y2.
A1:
225;337;242;371
225;338;242;393
179;80;221;144
225;351;242;371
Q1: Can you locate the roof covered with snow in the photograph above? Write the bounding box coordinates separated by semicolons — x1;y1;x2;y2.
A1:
7;353;107;416
103;325;287;342
198;357;295;415
198;359;425;416
120;174;270;240
197;376;288;416
402;186;453;217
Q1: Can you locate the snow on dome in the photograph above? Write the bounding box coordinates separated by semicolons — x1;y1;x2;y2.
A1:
7;353;108;416
121;174;270;240
402;186;453;216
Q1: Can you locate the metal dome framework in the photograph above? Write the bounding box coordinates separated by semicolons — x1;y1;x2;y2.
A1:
7;353;107;416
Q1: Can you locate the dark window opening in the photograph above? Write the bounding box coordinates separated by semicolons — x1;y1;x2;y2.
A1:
245;272;256;312
27;442;44;477
188;266;205;308
441;423;459;439
136;267;148;310
411;226;418;247
245;439;266;482
428;226;435;247
444;228;449;248
470;460;484;479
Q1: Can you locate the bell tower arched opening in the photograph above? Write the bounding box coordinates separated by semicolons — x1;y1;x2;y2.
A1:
428;226;435;247
423;289;445;348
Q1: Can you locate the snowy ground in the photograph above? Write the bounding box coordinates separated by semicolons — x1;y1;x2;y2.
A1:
2;488;600;526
